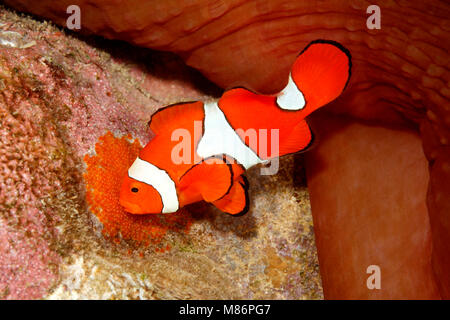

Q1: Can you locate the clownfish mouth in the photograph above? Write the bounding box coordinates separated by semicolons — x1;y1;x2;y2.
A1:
119;199;145;214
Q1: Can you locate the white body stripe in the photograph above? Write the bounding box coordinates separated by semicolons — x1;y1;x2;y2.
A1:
128;157;179;213
276;74;305;110
197;101;267;169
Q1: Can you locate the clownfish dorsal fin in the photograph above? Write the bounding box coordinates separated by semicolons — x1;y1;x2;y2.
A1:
212;175;250;216
178;156;233;203
277;39;351;115
148;101;204;134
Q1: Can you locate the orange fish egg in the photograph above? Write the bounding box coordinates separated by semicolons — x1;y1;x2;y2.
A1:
83;131;193;251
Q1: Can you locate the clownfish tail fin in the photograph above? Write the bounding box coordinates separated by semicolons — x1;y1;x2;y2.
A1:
276;39;352;115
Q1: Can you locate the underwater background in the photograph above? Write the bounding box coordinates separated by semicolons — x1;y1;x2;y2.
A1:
0;1;448;299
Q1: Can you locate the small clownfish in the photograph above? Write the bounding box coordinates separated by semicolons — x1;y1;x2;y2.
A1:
119;39;351;216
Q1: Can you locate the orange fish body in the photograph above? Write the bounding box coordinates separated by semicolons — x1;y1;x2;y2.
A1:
119;40;351;216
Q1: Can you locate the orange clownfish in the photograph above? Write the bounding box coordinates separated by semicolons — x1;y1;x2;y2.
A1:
119;40;351;216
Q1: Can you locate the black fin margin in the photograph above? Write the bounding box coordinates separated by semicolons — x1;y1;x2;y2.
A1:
225;175;250;217
298;39;352;90
147;100;201;128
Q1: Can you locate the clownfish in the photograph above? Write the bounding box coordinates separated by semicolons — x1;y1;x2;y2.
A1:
119;40;351;216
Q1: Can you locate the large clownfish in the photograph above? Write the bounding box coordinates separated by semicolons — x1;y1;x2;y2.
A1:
119;40;351;216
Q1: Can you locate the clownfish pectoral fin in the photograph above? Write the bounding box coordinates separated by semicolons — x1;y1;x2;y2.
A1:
212;175;250;216
178;156;233;203
278;120;314;157
225;156;246;178
282;40;351;115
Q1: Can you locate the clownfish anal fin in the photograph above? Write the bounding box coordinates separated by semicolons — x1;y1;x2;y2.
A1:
212;175;250;216
279;120;314;157
178;156;233;203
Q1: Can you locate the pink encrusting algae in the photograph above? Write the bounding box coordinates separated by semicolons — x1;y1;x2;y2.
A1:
83;132;193;250
0;50;63;299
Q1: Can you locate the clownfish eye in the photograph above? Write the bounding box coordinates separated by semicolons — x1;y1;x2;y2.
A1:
131;187;139;193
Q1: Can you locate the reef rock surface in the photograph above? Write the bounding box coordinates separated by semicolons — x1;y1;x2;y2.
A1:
0;6;321;299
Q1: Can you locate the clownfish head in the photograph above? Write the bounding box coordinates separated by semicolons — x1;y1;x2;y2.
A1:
119;175;164;214
119;157;179;214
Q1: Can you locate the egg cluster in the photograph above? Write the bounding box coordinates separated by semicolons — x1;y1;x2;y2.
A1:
83;131;192;250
